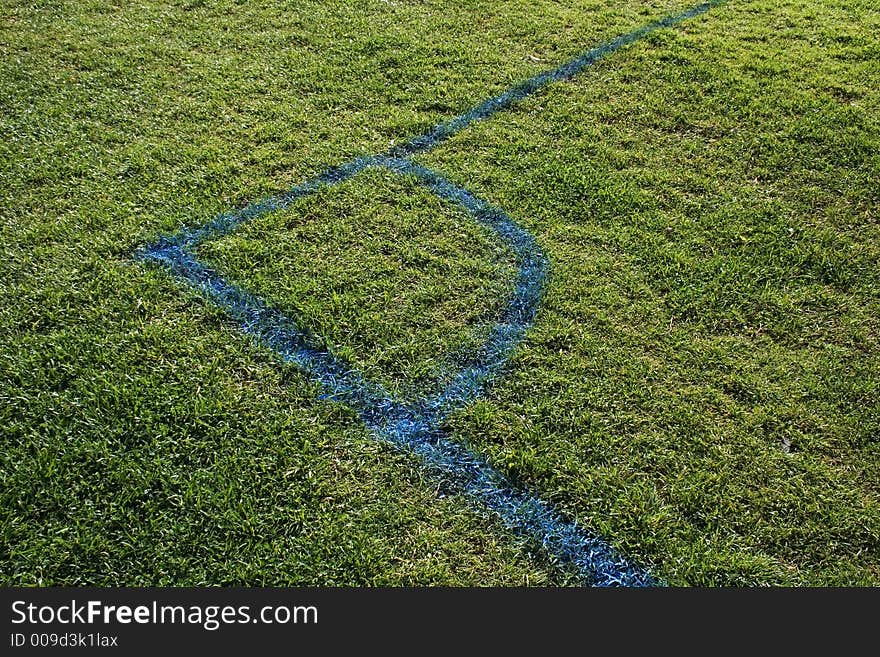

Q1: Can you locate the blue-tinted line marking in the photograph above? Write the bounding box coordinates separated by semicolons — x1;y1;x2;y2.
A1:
137;2;724;586
137;159;649;587
388;0;726;157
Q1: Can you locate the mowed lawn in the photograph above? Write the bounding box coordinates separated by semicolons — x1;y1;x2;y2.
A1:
2;0;878;585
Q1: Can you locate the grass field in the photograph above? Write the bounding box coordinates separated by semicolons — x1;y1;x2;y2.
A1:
2;0;878;586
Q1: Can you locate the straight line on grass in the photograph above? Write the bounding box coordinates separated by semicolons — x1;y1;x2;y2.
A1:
137;1;727;586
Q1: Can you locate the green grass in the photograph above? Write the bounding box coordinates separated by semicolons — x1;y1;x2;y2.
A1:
2;0;878;585
423;0;880;585
196;166;518;398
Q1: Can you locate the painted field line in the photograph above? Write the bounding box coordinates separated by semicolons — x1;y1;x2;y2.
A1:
138;159;648;586
163;0;725;249
137;1;725;586
391;0;727;157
